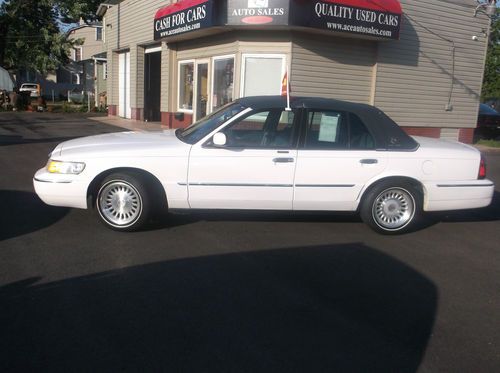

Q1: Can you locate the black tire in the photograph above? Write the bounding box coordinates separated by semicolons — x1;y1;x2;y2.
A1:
96;173;151;231
360;180;423;235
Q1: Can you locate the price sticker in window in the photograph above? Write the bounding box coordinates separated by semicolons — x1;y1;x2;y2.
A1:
318;114;340;143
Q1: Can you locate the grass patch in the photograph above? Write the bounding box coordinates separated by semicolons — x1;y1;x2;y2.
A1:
477;139;500;148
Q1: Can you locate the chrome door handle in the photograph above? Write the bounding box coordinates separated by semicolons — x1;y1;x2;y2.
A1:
273;157;294;163
360;159;378;164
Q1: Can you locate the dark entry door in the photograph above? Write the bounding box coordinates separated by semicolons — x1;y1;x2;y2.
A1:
144;51;161;122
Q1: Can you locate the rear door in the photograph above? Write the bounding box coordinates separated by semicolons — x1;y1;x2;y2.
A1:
293;109;387;211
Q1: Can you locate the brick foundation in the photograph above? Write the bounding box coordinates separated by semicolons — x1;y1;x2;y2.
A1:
161;112;193;129
131;108;143;121
401;127;475;144
108;105;117;116
458;128;474;144
402;127;441;139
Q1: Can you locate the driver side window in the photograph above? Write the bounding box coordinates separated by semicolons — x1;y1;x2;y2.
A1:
222;109;296;148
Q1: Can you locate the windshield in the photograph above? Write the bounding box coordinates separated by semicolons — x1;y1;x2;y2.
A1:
176;102;246;144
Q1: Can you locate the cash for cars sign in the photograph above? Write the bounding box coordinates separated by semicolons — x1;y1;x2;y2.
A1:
154;0;214;40
299;0;402;40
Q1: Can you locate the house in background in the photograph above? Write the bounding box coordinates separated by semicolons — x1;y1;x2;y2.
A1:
0;66;15;91
57;20;107;106
13;20;107;104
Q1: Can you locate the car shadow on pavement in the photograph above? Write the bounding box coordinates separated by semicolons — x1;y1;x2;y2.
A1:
150;191;500;232
0;191;69;241
147;210;362;231
0;243;437;372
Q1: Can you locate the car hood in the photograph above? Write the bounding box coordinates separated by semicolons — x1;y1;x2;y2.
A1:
51;130;191;159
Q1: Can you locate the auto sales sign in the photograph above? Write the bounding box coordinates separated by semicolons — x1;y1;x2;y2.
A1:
227;0;290;25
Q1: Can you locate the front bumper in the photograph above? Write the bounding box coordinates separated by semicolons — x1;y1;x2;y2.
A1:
33;168;89;209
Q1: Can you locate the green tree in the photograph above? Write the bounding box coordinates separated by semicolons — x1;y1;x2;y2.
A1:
482;8;500;100
0;0;101;75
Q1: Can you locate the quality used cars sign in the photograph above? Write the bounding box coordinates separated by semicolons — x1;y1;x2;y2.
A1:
304;0;402;40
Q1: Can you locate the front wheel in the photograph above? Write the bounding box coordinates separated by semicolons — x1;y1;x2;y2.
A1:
96;173;150;231
360;181;422;235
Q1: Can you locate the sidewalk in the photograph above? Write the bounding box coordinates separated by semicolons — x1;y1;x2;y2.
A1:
88;115;164;132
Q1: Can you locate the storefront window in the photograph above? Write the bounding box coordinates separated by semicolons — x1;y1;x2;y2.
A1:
212;57;234;112
241;55;284;97
178;62;194;111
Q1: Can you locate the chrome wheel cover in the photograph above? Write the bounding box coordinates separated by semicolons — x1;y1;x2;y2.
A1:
98;180;142;228
372;187;415;231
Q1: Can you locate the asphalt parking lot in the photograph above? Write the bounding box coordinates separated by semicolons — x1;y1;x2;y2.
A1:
1;112;499;372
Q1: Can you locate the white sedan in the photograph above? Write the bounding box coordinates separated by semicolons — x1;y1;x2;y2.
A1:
34;96;494;234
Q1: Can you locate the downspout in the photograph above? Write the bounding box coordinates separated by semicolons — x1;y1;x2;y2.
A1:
117;3;121;50
92;57;98;108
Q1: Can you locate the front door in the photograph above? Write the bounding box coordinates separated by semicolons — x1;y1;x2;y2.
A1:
194;61;209;121
144;51;161;122
118;52;131;119
188;108;299;209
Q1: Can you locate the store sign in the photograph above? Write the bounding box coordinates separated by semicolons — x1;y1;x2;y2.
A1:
227;0;290;25
154;0;402;41
154;0;214;40
294;0;402;40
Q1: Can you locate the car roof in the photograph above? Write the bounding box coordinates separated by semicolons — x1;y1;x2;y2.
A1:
235;96;419;151
237;95;372;111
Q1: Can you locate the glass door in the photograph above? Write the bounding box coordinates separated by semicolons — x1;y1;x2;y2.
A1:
195;61;209;121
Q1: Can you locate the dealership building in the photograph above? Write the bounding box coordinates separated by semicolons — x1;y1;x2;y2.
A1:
98;0;491;143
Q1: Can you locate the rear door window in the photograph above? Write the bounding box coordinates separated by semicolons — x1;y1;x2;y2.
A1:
303;110;375;150
305;111;348;149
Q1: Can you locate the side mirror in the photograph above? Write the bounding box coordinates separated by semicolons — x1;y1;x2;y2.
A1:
213;132;227;147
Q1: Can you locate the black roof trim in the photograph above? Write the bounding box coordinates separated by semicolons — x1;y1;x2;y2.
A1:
235;96;419;151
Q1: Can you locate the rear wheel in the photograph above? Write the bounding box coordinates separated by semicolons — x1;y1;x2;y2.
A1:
96;173;150;231
361;181;422;234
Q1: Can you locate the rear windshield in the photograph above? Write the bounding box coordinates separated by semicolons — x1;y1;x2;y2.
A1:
22;84;37;89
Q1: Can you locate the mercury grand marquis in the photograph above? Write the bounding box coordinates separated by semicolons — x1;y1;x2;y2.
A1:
34;96;494;234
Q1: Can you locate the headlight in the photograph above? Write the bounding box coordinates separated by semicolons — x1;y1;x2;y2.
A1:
46;160;85;174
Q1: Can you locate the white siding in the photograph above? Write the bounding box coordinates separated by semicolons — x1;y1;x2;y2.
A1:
161;43;170;112
291;33;376;104
374;0;490;129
